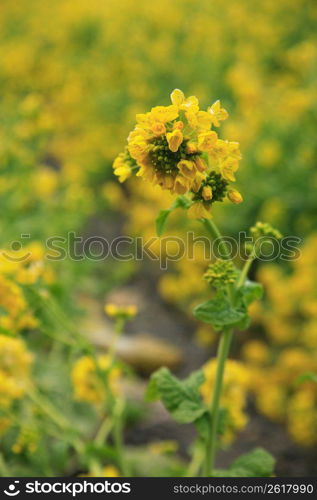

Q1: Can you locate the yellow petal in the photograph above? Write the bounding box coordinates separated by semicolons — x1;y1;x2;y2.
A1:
166;129;183;152
188;202;211;219
202;186;213;201
177;160;196;179
197;131;218;151
170;89;185;106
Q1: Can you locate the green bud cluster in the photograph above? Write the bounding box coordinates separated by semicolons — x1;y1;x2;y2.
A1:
193;171;228;205
204;259;238;288
250;221;282;241
149;136;197;175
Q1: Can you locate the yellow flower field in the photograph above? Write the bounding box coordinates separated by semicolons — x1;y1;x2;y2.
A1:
0;0;316;478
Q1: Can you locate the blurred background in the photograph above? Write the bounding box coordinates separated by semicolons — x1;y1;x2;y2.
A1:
0;0;317;477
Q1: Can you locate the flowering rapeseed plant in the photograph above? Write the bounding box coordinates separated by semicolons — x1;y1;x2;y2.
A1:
115;89;280;477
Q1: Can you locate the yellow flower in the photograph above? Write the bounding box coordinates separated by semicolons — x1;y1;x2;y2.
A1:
156;173;175;190
181;95;199;113
71;355;120;405
119;90;242;199
170;88;185;106
0;335;33;408
191;171;207;192
186;142;198;154
187;202;211;219
112;150;136;182
197;130;218;151
170;89;199;113
136;163;156;183
227;189;243;204
104;303;137;319
177;160;197;179
173;120;184;130
194;157;208;172
208;100;229;127
166;129;183;152
174;175;192;195
196;111;213;130
202;185;213;200
151;122;166;136
150;105;178;123
113;165;132;183
219;158;239;182
128;139;149;162
185;109;212;131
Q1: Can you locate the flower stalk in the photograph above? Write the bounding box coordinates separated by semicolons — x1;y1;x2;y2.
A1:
204;328;233;476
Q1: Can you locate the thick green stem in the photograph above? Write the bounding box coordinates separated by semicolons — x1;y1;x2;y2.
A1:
203;328;233;476
195;216;258;477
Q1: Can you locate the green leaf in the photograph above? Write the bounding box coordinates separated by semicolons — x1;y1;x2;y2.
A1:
194;407;228;441
239;280;263;306
194;413;210;440
145;367;207;424
156;209;172;237
193;294;248;331
172;400;207;424
296;372;317;385
229;448;275;477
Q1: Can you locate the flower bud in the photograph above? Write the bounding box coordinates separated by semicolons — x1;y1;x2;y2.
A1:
227;189;243;204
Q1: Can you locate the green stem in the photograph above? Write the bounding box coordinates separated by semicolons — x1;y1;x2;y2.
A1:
187;440;205;477
27;386;70;431
203;219;232;260
236;249;256;288
113;398;129;476
27;385;85;457
203;328;233;476
94;414;113;445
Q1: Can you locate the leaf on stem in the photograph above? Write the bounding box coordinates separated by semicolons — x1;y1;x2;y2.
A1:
193;293;249;331
214;447;275;477
239;280;263;305
145;367;207;424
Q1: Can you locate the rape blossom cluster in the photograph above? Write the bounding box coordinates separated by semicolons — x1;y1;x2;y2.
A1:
113;90;243;219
